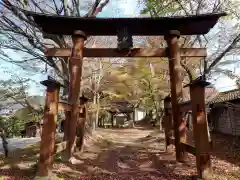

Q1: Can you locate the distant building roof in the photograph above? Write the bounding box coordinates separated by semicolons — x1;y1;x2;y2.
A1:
0;103;24;116
108;100;134;113
205;86;219;103
0;96;44;117
164;85;219;105
207;89;240;104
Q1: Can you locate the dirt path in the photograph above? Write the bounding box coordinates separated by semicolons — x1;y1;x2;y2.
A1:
54;128;198;180
0;128;239;179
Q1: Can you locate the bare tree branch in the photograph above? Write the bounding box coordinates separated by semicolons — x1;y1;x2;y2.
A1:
205;33;240;74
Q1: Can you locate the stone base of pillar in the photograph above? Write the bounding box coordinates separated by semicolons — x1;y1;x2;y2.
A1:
61;153;82;164
61;151;71;162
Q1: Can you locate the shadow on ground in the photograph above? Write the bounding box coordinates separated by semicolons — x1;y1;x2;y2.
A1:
53;130;197;180
186;130;240;167
0;128;239;180
211;133;240;165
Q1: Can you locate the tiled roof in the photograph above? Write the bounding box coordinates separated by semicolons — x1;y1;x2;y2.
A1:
108;100;134;113
164;86;219;104
207;89;240;104
205;86;219;103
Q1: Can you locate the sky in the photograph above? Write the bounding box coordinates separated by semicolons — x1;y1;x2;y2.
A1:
0;49;46;96
99;0;141;17
0;0;238;96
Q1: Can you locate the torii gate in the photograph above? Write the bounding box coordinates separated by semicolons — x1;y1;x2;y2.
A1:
24;10;226;179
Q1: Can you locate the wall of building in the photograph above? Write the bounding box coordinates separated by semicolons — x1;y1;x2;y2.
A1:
210;103;240;136
115;113;126;126
134;108;146;122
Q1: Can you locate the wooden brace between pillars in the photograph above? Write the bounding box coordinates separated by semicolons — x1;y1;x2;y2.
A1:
164;30;187;162
37;79;61;177
45;48;207;58
189;79;212;179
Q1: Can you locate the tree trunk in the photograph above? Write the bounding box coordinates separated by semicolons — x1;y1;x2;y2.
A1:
102;116;105;127
95;93;100;129
111;114;114;127
132;111;135;128
91;93;97;131
84;110;93;137
91;117;96;130
159;110;164;130
98;117;102;127
0;129;8;157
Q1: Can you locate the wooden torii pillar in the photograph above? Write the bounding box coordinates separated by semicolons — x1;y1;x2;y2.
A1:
163;96;173;152
189;78;212;179
37;77;62;178
76;96;88;152
64;30;87;162
164;30;187;162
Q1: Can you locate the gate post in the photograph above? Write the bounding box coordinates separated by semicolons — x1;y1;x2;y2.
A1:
164;30;187;162
37;78;61;178
65;30;86;161
76;96;88;152
163;96;172;152
63;106;71;141
189;78;212;179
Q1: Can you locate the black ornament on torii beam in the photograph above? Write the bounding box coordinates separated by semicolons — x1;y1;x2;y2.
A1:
117;27;133;51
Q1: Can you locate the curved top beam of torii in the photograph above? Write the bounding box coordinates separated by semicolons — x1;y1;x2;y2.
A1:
23;10;226;36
